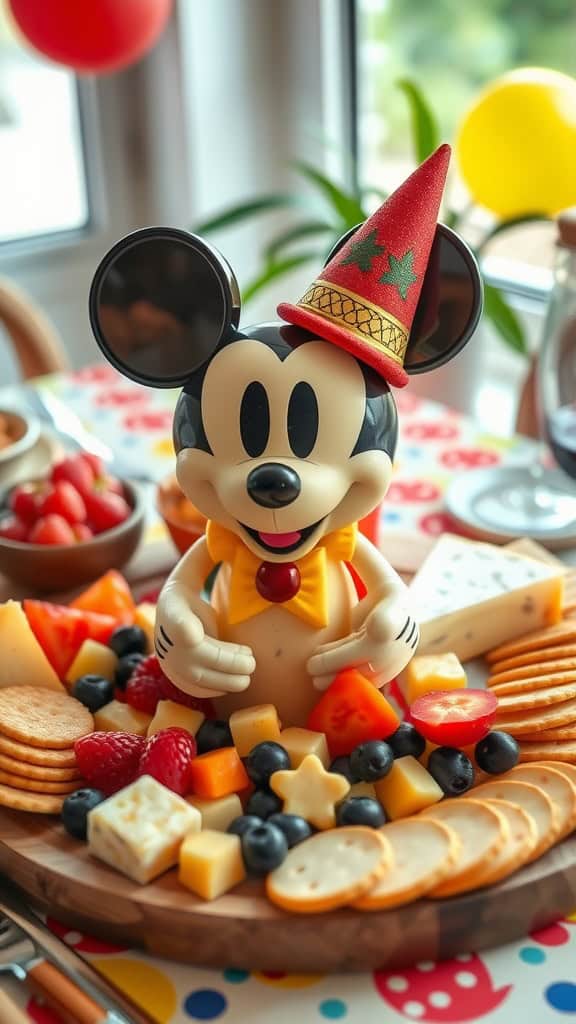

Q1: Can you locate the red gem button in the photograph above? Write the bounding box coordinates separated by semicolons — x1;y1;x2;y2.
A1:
256;562;301;603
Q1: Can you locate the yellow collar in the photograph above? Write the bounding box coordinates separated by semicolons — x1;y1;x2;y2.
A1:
206;521;357;628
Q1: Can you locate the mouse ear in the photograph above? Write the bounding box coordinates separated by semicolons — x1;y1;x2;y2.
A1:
89;227;240;388
404;223;482;376
324;225;362;265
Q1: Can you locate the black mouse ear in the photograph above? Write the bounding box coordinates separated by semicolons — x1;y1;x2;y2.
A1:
89;227;240;388
324;225;362;265
404;224;482;376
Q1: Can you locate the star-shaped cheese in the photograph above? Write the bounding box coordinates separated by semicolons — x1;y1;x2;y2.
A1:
270;754;350;830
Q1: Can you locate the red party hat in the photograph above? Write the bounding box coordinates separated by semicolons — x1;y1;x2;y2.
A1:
278;144;451;387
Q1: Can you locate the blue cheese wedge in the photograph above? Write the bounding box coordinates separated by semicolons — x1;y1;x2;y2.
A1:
409;534;564;661
87;775;201;884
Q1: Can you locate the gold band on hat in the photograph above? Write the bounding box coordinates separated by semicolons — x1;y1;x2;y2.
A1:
296;279;409;365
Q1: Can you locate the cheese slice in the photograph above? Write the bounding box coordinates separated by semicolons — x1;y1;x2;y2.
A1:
0;601;63;691
409;534;564;661
88;775;201;884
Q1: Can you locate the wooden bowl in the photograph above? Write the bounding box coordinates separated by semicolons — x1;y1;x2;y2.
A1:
0;480;145;592
157;474;206;554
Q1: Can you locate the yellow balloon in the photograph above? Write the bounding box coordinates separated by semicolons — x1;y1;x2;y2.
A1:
456;68;576;218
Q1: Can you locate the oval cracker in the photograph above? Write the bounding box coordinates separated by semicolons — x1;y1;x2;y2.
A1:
420;799;508;898
506;764;576;839
467;779;558;860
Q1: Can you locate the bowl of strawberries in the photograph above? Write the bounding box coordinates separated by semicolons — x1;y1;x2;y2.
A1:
0;451;145;592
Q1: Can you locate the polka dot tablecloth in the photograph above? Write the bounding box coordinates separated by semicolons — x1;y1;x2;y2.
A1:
1;365;574;1023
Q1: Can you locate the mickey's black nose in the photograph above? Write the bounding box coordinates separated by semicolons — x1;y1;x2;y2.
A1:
246;463;301;508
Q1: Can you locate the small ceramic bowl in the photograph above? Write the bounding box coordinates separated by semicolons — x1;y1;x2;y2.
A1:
0;409;40;468
0;480;145;592
157;474;206;554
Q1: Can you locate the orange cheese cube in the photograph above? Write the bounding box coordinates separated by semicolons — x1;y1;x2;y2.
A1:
189;747;249;798
94;700;152;736
348;781;378;800
280;727;329;768
400;652;467;706
147;700;205;738
375;756;443;820
179;830;245;900
186;793;243;831
65;639;117;686
134;602;155;652
229;704;281;757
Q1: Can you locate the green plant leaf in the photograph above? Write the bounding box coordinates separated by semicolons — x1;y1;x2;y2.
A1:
265;220;333;263
396;78;440;163
292;161;366;227
483;282;528;356
476;213;551;254
193;194;301;234
242;252;317;304
443;208;461;230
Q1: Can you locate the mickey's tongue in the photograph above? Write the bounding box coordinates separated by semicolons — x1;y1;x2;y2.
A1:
258;530;301;549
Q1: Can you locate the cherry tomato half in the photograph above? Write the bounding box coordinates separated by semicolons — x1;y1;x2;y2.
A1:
409;689;498;747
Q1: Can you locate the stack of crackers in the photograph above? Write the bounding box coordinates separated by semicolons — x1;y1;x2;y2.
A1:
0;687;92;814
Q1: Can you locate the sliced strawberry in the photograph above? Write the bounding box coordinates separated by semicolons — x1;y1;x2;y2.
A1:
51;455;94;497
39;481;87;526
409;689;498;747
85;490;131;533
28;514;75;545
24;600;117;678
9;483;44;525
0;515;28;541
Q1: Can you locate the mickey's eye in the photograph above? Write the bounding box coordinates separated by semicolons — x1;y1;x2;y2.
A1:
287;382;318;458
240;381;270;457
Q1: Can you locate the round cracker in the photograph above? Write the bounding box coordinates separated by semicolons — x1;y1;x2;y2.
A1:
420;799;508;898
486;622;576;664
506;764;576;839
519;740;576;764
0;687;93;749
490;670;576;694
0;752;80;782
266;827;392;913
538;760;576;792
467;779;558;860
354;818;460;910
495;683;576;712
0;734;77;767
520;724;576;743
0;768;81;795
462;798;538;889
0;782;64;815
494;696;576;735
489;643;576;676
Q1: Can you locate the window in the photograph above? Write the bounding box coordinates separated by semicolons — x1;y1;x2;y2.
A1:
355;0;576;293
0;10;88;244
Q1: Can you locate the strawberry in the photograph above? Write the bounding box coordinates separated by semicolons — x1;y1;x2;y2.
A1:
78;452;104;478
9;483;44;525
39;481;87;526
74;731;145;795
85;490;131;533
52;455;95;497
74;523;94;542
0;515;28;542
138;727;196;795
28;514;75;545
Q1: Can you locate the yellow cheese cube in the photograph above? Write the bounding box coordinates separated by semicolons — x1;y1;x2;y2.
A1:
186;793;243;831
375;756;443;820
348;781;377;800
135;602;155;652
94;700;152;736
179;830;245;900
0;601;63;691
280;727;329;768
400;652;467;706
88;775;201;884
66;639;117;686
229;704;281;757
147;700;205;738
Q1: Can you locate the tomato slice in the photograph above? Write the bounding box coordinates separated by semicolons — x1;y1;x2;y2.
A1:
307;668;400;758
24;600;117;679
409;689;498;747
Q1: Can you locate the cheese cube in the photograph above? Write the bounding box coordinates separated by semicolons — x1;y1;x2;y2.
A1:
375;756;443;820
187;793;243;831
348;781;378;800
280;727;329;768
94;700;152;736
179;830;245;900
409;534;564;660
147;700;205;738
88;775;201;884
400;652;467;706
0;601;63;691
66;639;117;686
229;704;281;757
134;603;155;652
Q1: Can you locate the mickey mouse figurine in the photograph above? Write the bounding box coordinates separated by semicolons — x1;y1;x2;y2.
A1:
89;144;482;727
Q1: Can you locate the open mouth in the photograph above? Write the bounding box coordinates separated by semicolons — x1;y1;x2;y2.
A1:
239;517;325;555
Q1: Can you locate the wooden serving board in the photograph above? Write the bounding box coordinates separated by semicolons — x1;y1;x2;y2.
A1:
0;807;575;972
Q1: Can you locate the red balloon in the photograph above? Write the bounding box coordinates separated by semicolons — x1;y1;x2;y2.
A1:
8;0;173;74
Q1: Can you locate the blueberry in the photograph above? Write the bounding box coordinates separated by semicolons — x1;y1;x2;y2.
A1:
227;814;263;837
196;719;233;755
349;740;394;782
71;675;114;712
428;747;475;795
268;813;313;848
388;722;426;759
109;625;148;659
241;823;288;875
336;797;386;828
61;788;106;840
475;731;519;774
246;742;290;788
114;653;145;689
245;789;283;819
329;756;355;782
